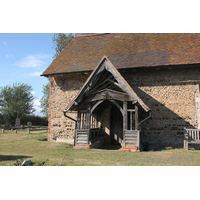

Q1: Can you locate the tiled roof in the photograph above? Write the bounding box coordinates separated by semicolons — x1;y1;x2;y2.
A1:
42;33;200;76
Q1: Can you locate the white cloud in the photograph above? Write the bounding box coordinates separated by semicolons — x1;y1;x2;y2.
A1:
6;54;13;58
34;99;40;106
29;71;42;76
3;41;7;46
31;91;35;97
33;99;42;116
15;54;51;68
31;91;38;100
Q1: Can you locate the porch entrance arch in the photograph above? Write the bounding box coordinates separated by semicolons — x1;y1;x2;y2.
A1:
64;56;151;150
90;99;124;146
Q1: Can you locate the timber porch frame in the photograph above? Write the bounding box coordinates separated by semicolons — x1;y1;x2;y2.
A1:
63;56;151;150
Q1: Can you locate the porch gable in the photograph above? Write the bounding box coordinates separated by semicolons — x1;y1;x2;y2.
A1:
64;56;150;113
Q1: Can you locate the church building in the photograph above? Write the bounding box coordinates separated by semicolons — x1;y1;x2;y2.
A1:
42;33;200;151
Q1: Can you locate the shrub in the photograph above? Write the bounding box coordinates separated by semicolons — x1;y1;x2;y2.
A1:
21;115;48;126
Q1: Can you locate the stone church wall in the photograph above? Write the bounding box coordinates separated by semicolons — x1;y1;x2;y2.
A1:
48;73;90;141
121;65;200;149
48;64;200;149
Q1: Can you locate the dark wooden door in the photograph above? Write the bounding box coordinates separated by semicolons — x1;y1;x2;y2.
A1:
110;105;123;145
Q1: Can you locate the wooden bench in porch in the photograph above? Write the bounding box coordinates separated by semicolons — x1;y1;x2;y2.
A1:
184;128;200;150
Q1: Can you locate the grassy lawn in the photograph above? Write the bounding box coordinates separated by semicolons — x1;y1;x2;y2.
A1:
0;130;200;166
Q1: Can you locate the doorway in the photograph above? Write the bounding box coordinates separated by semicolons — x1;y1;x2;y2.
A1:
110;105;123;145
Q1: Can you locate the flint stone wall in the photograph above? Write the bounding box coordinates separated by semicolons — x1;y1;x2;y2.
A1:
48;73;90;141
48;64;200;148
121;65;200;148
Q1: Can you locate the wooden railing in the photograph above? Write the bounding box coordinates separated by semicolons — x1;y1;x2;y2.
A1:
124;130;140;149
1;127;48;134
89;128;100;140
184;128;200;150
76;129;89;145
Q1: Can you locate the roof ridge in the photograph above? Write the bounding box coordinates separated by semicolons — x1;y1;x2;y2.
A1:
75;33;109;38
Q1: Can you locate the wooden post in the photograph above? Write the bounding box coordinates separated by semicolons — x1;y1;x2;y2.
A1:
2;129;4;133
86;103;91;144
77;110;81;130
130;111;132;130
135;105;138;130
96;115;99;128
183;128;186;149
28;128;30;134
82;112;85;129
123;102;127;145
86;103;91;130
123;102;127;130
184;128;188;150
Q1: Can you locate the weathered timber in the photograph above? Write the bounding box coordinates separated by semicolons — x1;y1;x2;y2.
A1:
76;129;89;145
124;130;140;149
123;102;127;130
127;109;135;112
65;56;150;112
135;105;138;130
83;89;130;103
86;103;91;129
91;100;104;113
77;110;81;130
184;128;200;150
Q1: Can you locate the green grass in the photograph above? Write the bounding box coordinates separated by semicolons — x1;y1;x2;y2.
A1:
0;130;200;166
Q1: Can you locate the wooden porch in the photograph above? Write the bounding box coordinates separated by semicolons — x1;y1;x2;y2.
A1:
64;56;151;151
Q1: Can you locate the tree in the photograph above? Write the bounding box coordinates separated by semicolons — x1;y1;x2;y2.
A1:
39;34;74;119
0;83;35;126
0;113;3;126
21;114;48;126
39;83;49;119
52;33;74;59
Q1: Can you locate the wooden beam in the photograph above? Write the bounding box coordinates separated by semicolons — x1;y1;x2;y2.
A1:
127;109;135;112
86;72;113;95
77;110;81;129
86;103;91;129
130;111;133;130
90;100;104;114
135;105;138;130
106;78;120;87
109;100;124;116
86;90;130;102
123;102;127;130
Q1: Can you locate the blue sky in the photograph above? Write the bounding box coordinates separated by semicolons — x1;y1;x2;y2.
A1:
0;33;74;116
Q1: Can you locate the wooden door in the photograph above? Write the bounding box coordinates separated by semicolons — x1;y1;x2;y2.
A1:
110;105;123;145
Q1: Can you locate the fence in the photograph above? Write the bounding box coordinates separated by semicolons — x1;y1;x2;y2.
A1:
1;126;48;134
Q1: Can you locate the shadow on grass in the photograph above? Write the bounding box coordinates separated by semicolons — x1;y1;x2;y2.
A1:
37;138;47;141
92;145;122;150
0;155;32;161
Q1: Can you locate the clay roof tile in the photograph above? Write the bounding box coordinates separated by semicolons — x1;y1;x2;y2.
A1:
42;33;200;76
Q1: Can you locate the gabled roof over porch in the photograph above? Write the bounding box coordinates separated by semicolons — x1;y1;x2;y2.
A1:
64;56;150;112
